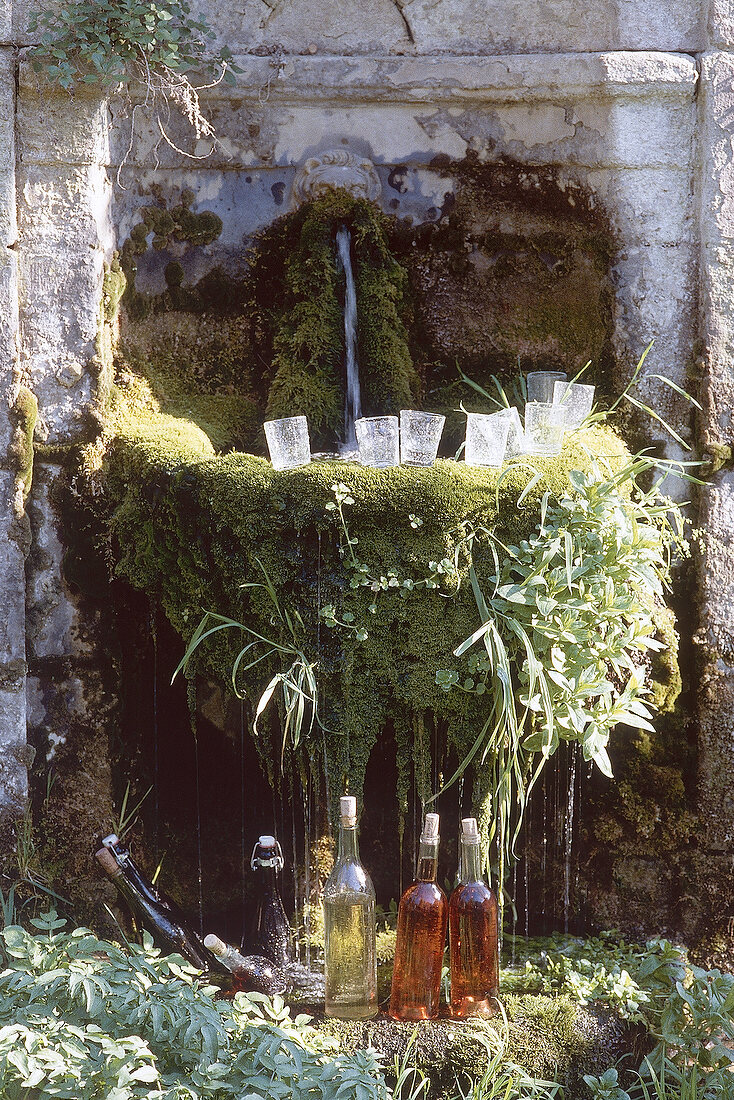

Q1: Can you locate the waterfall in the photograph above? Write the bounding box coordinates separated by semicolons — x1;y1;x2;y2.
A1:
336;226;362;453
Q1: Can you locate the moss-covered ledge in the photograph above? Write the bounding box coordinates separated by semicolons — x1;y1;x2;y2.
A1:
320;994;636;1100
88;360;683;844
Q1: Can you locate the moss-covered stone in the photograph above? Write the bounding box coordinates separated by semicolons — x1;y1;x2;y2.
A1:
10;385;38;501
254;190;418;449
96;367;652;829
320;994;633;1099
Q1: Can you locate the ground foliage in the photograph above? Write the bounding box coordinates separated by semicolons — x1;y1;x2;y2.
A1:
505;933;734;1100
0;910;387;1099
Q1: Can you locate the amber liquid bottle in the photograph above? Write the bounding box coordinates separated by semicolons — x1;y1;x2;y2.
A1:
449;817;499;1018
389;812;448;1021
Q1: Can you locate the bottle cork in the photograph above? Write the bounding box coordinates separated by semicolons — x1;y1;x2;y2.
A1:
95;847;121;876
461;817;480;842
203;934;227;957
340;796;357;826
421;812;440;841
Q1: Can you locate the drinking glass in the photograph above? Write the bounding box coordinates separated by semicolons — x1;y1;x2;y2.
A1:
356;416;400;468
497;406;526;458
464;411;511;467
264;415;311;470
399;410;445;467
524;402;568;456
526;370;568;404
553;381;595;428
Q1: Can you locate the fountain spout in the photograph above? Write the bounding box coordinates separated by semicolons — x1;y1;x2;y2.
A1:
336;226;362;455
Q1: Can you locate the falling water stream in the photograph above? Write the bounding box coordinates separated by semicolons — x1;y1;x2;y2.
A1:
336;226;362;454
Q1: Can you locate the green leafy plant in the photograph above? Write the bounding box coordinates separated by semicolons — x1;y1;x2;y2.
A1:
173;557;322;763
28;0;238;163
0;911;390;1099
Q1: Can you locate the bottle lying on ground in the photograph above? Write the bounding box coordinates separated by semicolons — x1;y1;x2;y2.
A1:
95;833;214;972
389;811;448;1021
323;795;378;1019
204;934;287;995
248;835;293;966
449;816;499;1018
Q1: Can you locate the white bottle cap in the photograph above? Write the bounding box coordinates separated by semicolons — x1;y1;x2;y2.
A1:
340;796;357;826
461;817;480;842
102;833;120;848
258;835;276;847
203;934;226;956
421;812;440;841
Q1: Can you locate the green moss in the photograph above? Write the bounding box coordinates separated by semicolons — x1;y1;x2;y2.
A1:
251;190;418;448
321;993;625;1098
98;379;636;824
10;385;38;500
102;255;127;322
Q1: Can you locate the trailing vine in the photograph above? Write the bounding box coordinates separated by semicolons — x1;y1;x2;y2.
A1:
28;0;239;164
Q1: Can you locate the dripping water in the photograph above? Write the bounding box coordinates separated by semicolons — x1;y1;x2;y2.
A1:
563;743;577;933
336;226;362;454
150;603;159;861
541;769;548;933
239;701;247;950
524;789;530;941
187;683;205;939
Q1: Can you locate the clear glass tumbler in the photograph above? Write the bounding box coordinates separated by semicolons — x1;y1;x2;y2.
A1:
526;370;568;404
399;410;446;467
496;407;526;458
553;381;595;428
264;415;311;470
355;416;400;468
464;411;511;467
524;402;568;456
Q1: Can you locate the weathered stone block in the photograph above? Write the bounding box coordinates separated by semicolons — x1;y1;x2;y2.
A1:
401;0;703;54
17;77;110;166
25;463;107;661
18;165;111;442
0;470;27;669
0;678;28;827
0;49;15;174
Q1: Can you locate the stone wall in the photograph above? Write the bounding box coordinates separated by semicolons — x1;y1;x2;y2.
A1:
0;0;731;942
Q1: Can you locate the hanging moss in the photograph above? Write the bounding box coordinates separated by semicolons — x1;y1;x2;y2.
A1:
254;190;419;449
10;386;38;501
97;364;670;837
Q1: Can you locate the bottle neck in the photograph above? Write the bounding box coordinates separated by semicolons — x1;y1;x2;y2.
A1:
256;866;278;895
459;840;483;884
416;838;439;882
337;823;359;863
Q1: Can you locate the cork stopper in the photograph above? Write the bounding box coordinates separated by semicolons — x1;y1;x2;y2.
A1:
258;835;276;848
461;817;480;843
340;796;357;826
421;812;440;842
95;847;121;876
203;934;226;957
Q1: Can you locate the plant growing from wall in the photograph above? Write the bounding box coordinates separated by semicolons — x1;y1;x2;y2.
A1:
27;0;238;161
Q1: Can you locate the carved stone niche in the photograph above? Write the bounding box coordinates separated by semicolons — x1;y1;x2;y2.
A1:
292;150;382;205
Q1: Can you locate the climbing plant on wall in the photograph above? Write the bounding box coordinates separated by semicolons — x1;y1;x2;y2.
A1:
28;0;238;159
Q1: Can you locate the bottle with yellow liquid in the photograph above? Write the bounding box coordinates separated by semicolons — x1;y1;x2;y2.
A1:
323;796;377;1019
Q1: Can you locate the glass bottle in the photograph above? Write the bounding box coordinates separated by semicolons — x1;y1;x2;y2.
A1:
95;833;214;972
323;795;377;1019
248;835;293;966
389;812;448;1021
449;817;499;1018
204;933;287;995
